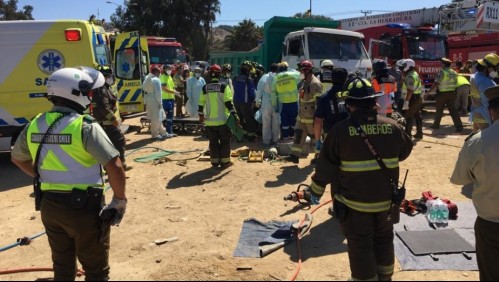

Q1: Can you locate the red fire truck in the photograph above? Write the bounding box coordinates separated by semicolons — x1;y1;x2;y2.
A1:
147;36;188;70
439;0;499;62
340;8;447;102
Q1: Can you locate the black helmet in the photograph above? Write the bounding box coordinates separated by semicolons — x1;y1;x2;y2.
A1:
343;77;383;100
372;60;387;74
222;63;232;72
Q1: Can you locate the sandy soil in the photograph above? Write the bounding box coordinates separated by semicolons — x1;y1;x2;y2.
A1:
0;106;479;281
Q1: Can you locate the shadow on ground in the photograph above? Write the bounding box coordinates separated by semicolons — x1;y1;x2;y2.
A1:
283;217;347;262
265;164;314;188
0;152;31;192
166;167;231;189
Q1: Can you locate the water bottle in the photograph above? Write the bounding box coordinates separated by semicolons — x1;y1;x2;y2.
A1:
440;201;449;225
435;200;444;224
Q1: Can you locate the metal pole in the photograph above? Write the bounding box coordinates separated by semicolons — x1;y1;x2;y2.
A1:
310;0;312;18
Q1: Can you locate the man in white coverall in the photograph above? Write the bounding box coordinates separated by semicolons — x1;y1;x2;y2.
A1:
143;66;168;140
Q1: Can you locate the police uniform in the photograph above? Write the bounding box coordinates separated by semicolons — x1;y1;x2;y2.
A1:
308;78;413;281
431;60;463;131
451;86;499;281
11;106;119;280
402;69;424;138
199;78;236;168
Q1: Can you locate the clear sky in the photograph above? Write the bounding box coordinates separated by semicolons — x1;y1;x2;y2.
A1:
17;0;450;25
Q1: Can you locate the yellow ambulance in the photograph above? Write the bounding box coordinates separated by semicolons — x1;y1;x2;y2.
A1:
0;20;114;151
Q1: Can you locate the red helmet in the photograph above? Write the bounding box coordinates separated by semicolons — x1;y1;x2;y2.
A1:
298;60;313;71
209;64;222;76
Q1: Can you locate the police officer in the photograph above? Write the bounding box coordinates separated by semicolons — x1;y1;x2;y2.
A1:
93;65;131;171
399;59;424;139
11;67;127;281
198;64;238;169
427;57;463;132
306;77;413;281
287;60;323;164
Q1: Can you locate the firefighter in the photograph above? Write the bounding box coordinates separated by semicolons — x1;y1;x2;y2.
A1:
93;65;131;171
427;57;463;132
198;64;238;169
286;60;323;164
220;63;234;91
399;59;424;139
233;61;257;141
305;77;413;281
271;62;301;140
371;60;397;117
11;67;127;280
318;59;334;94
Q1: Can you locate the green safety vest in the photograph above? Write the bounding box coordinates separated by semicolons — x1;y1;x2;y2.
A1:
27;112;103;192
402;70;422;95
271;71;300;105
438;68;458;92
199;81;233;126
160;74;175;100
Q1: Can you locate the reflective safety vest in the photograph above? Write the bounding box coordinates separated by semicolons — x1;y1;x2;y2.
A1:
200;81;233;126
271;71;300;105
402;70;422;96
26;112;103;192
438;68;458;92
372;76;397;115
160;74;175;100
457;74;471;87
319;71;333;94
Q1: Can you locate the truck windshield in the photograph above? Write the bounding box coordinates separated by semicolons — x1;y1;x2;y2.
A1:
307;32;369;60
407;35;446;60
149;46;186;64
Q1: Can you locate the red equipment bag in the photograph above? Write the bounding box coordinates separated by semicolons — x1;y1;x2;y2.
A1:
421;191;458;220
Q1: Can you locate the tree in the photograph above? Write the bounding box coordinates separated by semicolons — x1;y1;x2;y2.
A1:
223;19;262;51
0;0;33;20
110;0;220;61
293;12;332;21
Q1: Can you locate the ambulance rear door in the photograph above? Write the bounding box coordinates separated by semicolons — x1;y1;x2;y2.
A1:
114;31;150;115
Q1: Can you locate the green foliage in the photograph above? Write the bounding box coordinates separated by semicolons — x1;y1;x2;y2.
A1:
223;19;263;51
0;0;33;20
293;12;332;21
110;0;220;61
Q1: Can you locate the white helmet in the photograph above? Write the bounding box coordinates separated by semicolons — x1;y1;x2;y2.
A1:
47;66;105;110
396;59;405;68
320;59;334;68
401;59;416;72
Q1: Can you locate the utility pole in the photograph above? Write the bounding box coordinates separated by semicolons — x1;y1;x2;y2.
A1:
310;0;312;18
361;10;372;17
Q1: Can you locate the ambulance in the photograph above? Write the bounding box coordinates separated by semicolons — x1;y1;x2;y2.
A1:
0;19;114;151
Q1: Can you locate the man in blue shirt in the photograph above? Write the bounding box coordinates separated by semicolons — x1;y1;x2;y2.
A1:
233;61;257;141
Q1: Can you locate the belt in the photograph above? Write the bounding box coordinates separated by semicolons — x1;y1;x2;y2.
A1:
43;191;72;203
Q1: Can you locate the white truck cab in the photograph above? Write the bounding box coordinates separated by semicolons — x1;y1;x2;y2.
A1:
282;27;372;77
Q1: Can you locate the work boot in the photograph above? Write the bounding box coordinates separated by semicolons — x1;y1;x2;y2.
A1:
413;132;423;139
219;161;234;170
456;126;463;133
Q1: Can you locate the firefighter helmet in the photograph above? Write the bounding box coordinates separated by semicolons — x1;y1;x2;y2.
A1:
320;60;334;69
47;66;105;110
222;63;232;72
209;64;222;77
343;77;383;100
298;60;313;71
372;60;387;73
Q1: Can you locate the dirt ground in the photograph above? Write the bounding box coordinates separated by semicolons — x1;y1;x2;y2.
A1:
0;106;479;281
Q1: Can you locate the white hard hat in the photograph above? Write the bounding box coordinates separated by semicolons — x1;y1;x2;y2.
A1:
402;59;416;72
320;59;334;68
396;59;405;67
47;66;105;110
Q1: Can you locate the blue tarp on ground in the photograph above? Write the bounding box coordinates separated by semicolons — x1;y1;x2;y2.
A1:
233;218;297;258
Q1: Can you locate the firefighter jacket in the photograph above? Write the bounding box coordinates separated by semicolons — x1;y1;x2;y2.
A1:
311;111;413;212
298;75;323;123
26;112;104;192
199;79;234;127
90;86;118;126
